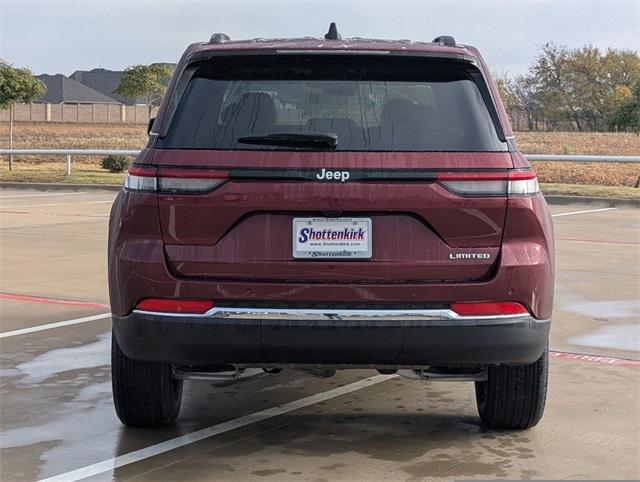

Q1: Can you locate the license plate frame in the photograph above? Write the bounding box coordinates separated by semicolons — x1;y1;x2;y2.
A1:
292;217;372;259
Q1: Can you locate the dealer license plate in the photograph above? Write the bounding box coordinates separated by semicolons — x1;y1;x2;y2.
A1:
292;217;372;259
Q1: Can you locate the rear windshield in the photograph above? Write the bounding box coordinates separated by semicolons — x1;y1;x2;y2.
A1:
158;55;507;152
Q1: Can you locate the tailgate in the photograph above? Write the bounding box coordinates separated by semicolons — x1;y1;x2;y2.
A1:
155;150;511;284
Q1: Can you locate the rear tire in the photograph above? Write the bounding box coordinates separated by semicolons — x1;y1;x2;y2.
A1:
475;346;548;430
111;332;183;427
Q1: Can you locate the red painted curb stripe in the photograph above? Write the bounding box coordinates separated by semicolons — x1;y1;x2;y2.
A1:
0;293;109;309
550;351;640;367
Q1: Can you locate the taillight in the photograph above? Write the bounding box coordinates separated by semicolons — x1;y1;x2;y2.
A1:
450;301;529;316
124;166;228;193
437;170;539;196
157;168;228;193
125;166;157;191
135;298;214;314
507;170;540;195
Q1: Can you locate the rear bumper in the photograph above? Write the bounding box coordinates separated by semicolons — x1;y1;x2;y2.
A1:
112;307;550;367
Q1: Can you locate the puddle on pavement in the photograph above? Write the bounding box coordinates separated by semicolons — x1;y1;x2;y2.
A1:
0;331;114;479
555;283;639;352
0;330;270;479
561;300;640;320
11;332;110;383
568;324;640;352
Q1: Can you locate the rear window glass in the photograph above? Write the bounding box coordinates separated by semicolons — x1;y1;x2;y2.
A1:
158;55;507;152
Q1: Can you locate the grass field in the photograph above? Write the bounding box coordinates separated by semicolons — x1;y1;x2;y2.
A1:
1;122;639;196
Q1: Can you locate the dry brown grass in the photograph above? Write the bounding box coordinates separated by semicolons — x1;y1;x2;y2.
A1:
517;131;639;187
532;161;639;187
5;122;637;153
1;122;639;188
515;131;639;156
0;122;147;165
0;122;147;149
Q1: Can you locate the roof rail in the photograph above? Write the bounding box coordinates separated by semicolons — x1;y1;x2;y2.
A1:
432;35;456;47
209;33;231;44
324;22;341;40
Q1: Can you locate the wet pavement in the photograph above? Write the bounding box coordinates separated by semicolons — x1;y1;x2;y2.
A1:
0;188;638;481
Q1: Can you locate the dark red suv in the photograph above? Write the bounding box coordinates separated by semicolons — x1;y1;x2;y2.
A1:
109;26;554;429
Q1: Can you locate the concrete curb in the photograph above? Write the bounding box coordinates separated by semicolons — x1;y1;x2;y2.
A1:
1;182;638;207
544;195;640;208
0;182;122;192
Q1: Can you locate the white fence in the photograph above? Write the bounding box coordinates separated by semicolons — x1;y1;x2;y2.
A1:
0;149;639;176
0;149;140;175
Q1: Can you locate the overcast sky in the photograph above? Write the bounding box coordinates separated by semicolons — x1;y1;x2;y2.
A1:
1;0;638;76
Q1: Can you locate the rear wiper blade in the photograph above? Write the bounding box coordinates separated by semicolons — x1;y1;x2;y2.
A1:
237;132;338;149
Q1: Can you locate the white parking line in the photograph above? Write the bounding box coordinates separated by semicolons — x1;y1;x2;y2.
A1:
38;373;395;482
552;207;617;218
0;192;88;199
0;313;111;339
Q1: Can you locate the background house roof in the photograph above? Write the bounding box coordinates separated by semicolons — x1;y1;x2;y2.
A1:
70;65;176;105
36;74;120;104
70;68;132;104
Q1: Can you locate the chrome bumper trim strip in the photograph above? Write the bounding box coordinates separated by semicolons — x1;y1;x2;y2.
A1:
133;307;548;326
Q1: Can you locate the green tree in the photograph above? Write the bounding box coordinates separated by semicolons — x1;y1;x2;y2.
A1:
563;46;640;130
608;81;640;133
114;63;172;118
528;43;640;131
0;61;46;170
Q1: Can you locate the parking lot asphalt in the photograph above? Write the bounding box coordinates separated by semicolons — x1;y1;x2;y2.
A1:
0;188;638;481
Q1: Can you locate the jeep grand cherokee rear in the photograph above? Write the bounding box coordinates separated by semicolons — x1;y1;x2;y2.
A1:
109;29;554;429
